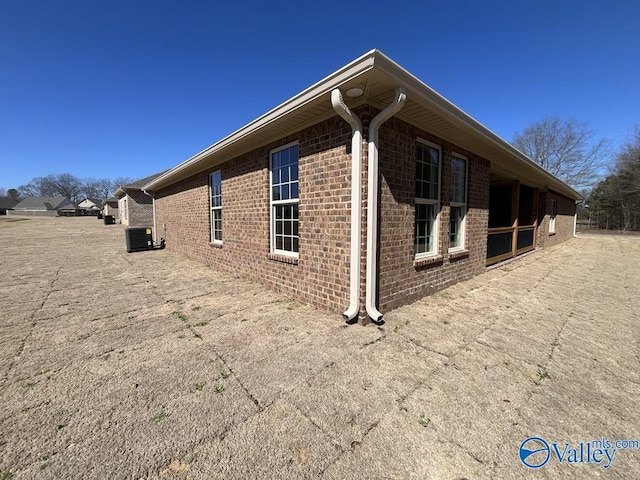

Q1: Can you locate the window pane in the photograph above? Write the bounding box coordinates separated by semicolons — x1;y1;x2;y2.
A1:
292;237;299;253
291;182;298;199
282;166;289;183
275;236;283;250
284;221;292;235
292;204;298;219
276;205;283;219
281;148;289;165
284;237;292;252
273;186;280;201
272;151;280;169
276;220;283;234
416;143;440;201
281;184;290;200
451;158;466;204
293;219;298;236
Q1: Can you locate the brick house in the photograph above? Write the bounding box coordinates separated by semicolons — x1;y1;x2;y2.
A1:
114;172;166;226
142;50;581;323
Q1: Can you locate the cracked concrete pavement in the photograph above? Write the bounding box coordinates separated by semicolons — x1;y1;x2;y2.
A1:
1;216;638;479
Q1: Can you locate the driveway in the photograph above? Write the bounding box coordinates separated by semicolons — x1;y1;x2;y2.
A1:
1;216;638;479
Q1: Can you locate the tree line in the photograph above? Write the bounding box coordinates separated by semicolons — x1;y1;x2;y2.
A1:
513;118;638;232
586;127;640;231
1;174;135;204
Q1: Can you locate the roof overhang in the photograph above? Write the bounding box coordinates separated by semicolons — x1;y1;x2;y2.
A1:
143;49;581;200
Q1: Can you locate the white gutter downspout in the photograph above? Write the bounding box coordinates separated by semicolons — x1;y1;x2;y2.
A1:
366;87;407;323
331;89;362;322
143;189;157;242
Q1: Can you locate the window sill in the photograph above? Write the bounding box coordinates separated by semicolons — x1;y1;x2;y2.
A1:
268;252;299;265
209;242;223;248
414;255;444;268
448;249;469;261
549;232;556;236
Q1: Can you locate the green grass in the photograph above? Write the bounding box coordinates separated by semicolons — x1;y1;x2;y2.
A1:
152;411;169;423
191;382;205;393
194;321;209;327
218;371;230;379
172;311;188;322
419;414;431;428
1;471;14;480
215;385;225;394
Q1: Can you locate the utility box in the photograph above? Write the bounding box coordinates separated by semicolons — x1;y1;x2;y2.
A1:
104;215;115;225
125;227;154;253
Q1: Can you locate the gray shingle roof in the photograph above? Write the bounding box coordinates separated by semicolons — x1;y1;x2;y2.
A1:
13;197;76;211
0;196;18;209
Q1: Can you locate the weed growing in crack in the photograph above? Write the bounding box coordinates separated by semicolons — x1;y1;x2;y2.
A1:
194;321;209;327
152;411;169;423
191;383;205;393
240;318;248;322
24;380;38;388
215;385;225;394
537;368;551;381
0;471;14;480
191;306;201;311
172;311;188;322
219;371;230;380
419;414;430;428
348;416;357;427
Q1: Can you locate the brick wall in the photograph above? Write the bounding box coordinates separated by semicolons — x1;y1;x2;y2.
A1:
537;190;576;248
375;115;490;312
154;116;354;314
120;191;153;226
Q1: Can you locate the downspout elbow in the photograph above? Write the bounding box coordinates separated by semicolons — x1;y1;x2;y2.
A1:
331;89;363;322
366;87;407;323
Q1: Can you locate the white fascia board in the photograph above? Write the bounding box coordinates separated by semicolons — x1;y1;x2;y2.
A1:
143;50;379;191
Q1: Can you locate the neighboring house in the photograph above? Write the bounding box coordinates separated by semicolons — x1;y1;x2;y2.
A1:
9;197;77;217
77;198;104;216
142;50;581;324
0;196;18;215
114;171;167;226
103;197;119;218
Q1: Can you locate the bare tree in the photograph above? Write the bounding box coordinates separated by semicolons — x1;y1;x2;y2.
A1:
47;173;83;203
112;176;135;191
18;176;56;197
512;117;610;189
0;188;6;196
7;189;20;201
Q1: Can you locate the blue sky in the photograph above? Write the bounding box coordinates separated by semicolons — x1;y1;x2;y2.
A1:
1;0;638;191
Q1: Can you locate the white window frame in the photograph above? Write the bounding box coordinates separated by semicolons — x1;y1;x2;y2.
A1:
549;198;557;234
414;138;441;259
269;141;299;258
209;170;222;243
449;153;468;253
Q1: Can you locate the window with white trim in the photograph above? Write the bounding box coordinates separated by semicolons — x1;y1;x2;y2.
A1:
449;155;467;251
210;171;222;242
549;198;557;234
270;142;299;256
415;141;441;257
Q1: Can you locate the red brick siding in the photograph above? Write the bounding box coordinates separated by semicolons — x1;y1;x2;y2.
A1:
119;191;153;226
154;116;353;314
537;190;576;248
375;116;490;312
